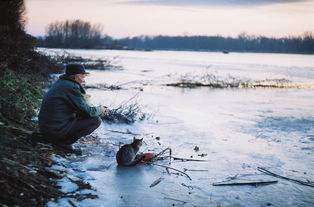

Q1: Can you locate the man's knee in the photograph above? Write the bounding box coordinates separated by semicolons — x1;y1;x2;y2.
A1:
87;116;101;134
92;116;102;128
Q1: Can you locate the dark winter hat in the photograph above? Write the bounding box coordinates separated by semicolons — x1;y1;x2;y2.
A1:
65;63;89;75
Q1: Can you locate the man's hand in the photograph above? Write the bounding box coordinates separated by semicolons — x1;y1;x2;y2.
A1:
84;94;91;99
100;105;109;116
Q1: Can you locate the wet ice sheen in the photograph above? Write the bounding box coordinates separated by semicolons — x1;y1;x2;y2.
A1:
45;49;314;207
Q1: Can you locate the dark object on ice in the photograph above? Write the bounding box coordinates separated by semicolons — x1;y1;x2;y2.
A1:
156;136;160;140
258;167;314;187
172;157;206;162
194;146;199;151
222;50;229;54
149;177;164;188
116;138;144;166
212;180;278;186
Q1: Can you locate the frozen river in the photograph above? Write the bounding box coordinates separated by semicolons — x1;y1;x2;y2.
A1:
43;49;314;207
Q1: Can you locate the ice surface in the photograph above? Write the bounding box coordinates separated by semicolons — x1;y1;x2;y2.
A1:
44;49;314;207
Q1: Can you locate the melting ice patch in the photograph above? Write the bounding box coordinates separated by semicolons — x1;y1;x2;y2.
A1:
257;117;314;133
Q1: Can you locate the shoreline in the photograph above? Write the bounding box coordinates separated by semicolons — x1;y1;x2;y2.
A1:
0;124;98;206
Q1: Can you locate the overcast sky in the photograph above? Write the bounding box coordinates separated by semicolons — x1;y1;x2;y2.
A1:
24;0;314;38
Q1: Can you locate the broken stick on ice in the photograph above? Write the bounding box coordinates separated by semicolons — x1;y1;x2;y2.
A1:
212;180;278;186
149;177;164;188
258;167;314;187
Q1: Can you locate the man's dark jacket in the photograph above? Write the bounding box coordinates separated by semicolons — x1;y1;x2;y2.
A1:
39;76;102;138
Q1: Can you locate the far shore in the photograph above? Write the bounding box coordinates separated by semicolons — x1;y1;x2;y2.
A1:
37;47;314;55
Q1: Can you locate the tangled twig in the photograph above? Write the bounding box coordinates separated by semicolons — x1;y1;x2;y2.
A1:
149;163;192;181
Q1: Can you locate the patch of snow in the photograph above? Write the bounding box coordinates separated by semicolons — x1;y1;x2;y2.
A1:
57;178;78;193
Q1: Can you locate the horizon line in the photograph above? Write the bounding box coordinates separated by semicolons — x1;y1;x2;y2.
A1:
32;31;313;39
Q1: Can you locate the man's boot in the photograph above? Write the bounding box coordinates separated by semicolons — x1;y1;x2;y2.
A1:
53;143;82;155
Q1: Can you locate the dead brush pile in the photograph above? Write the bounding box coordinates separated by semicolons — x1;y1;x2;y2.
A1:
101;93;148;124
102;103;147;124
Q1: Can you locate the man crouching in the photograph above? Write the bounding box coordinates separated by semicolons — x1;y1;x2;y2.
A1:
38;63;108;154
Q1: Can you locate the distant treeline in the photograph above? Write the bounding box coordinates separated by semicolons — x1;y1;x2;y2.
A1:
37;19;314;54
37;19;127;49
125;33;314;54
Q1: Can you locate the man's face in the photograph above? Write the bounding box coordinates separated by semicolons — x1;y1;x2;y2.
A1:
75;74;89;84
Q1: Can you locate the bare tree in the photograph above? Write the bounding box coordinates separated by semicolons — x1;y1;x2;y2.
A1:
45;19;104;48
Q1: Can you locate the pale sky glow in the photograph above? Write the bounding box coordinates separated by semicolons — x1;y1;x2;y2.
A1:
24;0;314;38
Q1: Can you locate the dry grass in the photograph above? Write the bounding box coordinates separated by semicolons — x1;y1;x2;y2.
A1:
165;72;310;89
